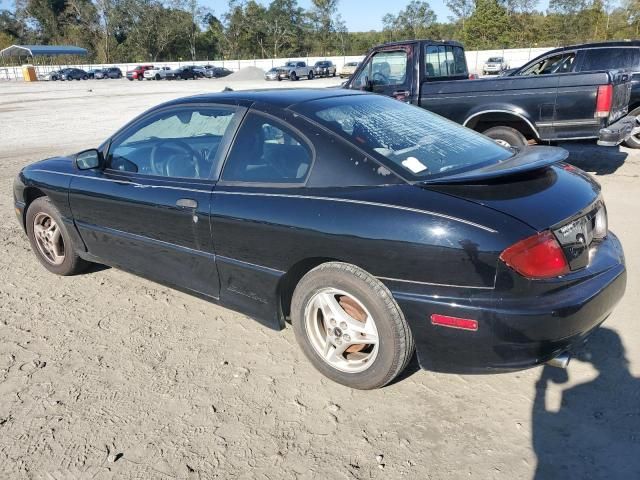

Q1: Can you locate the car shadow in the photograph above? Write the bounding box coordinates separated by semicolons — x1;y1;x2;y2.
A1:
387;353;422;386
532;327;640;479
83;263;111;274
558;142;628;175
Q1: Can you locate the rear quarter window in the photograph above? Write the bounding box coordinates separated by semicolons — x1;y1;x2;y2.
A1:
581;48;640;71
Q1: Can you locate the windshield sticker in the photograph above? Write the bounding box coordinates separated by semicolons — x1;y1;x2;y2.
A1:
402;156;428;173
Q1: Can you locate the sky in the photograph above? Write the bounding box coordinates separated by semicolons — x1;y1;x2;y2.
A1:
201;0;552;32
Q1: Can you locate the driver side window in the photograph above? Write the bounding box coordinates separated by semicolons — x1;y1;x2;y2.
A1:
352;50;408;88
519;52;575;76
107;106;237;179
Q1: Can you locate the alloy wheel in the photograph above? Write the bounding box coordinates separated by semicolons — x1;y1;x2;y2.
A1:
304;288;379;373
33;212;65;265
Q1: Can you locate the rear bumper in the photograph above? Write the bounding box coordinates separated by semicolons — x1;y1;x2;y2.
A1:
390;233;626;373
598;115;639;146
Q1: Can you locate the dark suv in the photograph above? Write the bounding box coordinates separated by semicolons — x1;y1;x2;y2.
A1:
505;41;640;148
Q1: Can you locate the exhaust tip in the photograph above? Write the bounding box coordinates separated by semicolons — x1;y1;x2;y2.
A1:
546;352;571;369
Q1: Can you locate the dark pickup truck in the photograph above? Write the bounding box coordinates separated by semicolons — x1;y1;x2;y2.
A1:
344;40;638;148
502;41;640;148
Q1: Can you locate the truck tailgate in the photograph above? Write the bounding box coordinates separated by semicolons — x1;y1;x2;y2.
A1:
610;70;632;122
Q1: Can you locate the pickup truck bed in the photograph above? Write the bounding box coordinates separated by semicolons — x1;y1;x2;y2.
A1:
420;70;632;143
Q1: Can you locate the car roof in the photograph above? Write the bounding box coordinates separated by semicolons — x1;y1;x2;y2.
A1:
163;88;370;109
542;40;640;56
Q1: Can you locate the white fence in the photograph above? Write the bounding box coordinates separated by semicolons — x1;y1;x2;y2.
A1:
0;48;554;81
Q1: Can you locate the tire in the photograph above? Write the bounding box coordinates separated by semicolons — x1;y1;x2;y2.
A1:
138;76;143;81
290;72;298;81
291;262;414;390
623;107;640;149
26;197;89;276
332;71;336;77
82;75;88;80
128;78;133;81
308;71;314;80
482;126;528;148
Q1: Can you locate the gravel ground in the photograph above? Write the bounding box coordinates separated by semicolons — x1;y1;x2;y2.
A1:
0;77;639;480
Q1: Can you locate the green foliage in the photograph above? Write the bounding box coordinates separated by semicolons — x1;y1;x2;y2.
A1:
1;0;639;63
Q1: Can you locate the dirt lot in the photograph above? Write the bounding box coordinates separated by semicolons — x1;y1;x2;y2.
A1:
1;78;639;480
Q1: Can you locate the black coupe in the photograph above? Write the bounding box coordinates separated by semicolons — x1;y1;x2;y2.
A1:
13;89;626;389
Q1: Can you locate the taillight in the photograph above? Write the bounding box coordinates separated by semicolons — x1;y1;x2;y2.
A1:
500;231;569;279
593;205;608;239
595;85;613;118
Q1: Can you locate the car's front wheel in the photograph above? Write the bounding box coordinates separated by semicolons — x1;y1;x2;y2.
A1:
291;262;414;389
308;71;314;80
26;197;89;276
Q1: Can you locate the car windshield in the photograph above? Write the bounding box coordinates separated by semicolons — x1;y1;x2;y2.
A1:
285;62;296;67
295;95;513;181
488;57;503;62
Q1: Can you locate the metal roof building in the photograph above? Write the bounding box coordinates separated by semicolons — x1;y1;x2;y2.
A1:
0;45;88;57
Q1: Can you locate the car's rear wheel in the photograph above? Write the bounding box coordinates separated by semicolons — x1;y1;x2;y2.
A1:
623;107;640;149
308;71;314;80
26;197;89;276
291;262;414;389
483;126;528;148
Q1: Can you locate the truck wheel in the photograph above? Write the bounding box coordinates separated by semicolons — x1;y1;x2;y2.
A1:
308;71;314;80
483;126;527;148
623;107;640;149
290;72;298;81
291;262;414;390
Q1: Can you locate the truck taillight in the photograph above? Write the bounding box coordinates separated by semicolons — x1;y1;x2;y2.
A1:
500;231;569;279
595;85;613;118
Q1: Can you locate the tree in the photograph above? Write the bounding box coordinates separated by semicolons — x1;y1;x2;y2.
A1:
309;0;339;55
445;0;474;32
383;1;437;40
464;0;512;49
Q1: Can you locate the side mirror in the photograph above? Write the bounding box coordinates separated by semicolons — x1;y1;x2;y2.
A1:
75;149;102;170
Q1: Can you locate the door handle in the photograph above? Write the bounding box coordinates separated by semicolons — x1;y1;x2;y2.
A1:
176;198;198;209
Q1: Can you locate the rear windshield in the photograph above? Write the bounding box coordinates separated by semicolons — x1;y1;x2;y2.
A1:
488;57;503;62
295;95;513;181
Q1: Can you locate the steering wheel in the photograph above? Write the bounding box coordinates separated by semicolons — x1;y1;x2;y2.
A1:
150;139;202;178
372;71;389;85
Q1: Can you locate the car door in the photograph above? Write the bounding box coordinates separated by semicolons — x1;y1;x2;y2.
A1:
349;47;412;100
211;108;315;326
68;103;245;298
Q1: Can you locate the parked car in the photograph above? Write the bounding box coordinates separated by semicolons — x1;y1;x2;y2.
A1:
482;56;508;75
192;66;207;78
86;68;103;79
265;67;281;81
503;41;640;149
313;60;337;77
278;61;314;81
99;67;123;79
161;65;199;80
143;66;171;80
42;69;62;81
13;89;626;389
205;66;232;78
60;68;89;81
345;39;637;148
126;65;154;81
340;61;359;78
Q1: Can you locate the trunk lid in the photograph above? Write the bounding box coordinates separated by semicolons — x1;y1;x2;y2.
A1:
425;153;601;232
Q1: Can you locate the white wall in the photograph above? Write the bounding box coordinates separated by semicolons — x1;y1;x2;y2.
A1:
0;47;555;81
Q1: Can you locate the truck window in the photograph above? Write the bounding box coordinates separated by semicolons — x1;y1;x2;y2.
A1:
519;52;575;76
425;45;467;77
581;48;640;71
352;50;408;88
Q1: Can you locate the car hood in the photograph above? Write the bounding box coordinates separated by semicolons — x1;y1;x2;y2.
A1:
424;158;601;231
